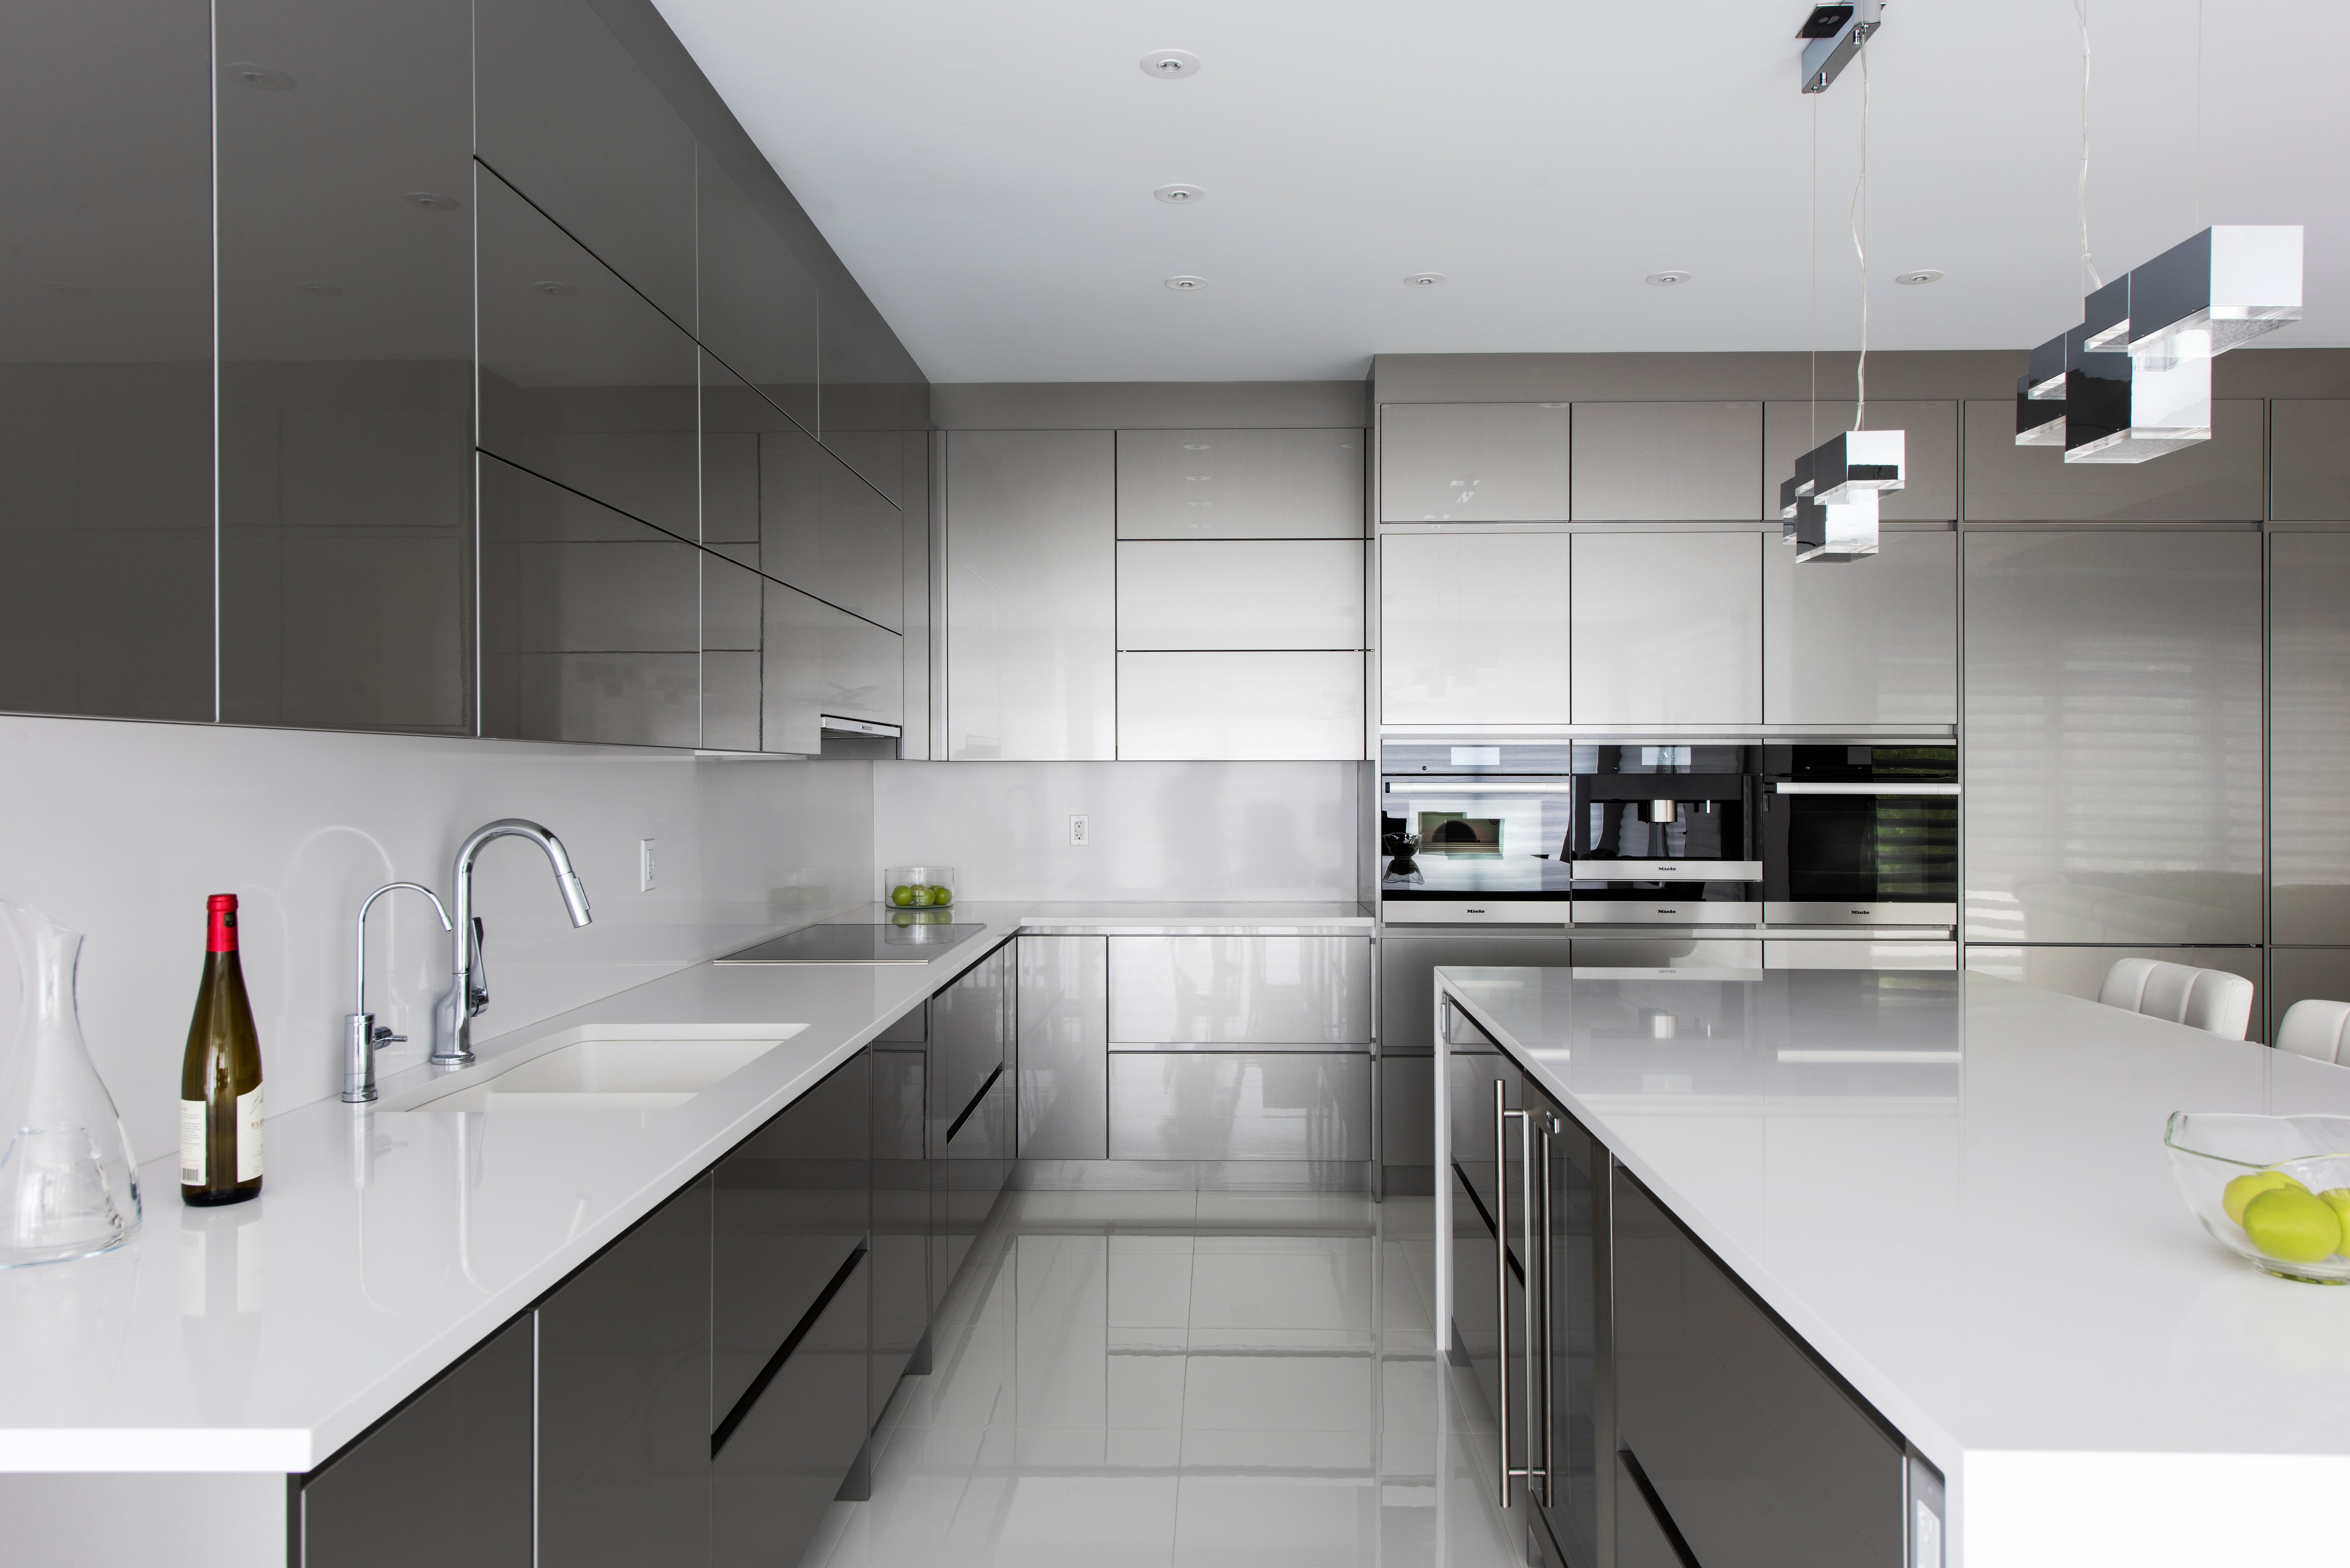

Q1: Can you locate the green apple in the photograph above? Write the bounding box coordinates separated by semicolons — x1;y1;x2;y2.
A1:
890;884;914;907
2319;1189;2350;1256
928;885;952;906
2223;1169;2307;1226
906;886;931;906
2244;1187;2342;1264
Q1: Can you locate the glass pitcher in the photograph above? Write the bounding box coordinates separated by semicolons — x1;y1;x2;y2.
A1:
0;898;142;1265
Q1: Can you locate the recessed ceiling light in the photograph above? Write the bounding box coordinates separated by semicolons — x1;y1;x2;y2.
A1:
1140;49;1200;79
1154;184;1204;205
1896;269;1945;286
1163;275;1206;291
405;191;460;212
41;282;96;296
1645;271;1692;287
295;281;343;296
1403;272;1448;288
532;281;578;296
224;61;294;91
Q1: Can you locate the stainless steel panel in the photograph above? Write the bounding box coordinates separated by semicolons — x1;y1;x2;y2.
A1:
1115;651;1364;760
1763;940;1958;970
1570;402;1762;521
1964;945;2263;1041
821;612;903;728
1380;403;1572;522
1763;401;1957;521
2270;949;2350;1046
1108;935;1373;1044
1569;861;1762;882
1108;1052;1372;1161
1963;532;2261;944
1765;902;1958;926
2271;402;2350;521
1378;930;1575;1056
944;430;1116;759
762;582;902;751
1569;532;1761;725
1571;902;1761;927
1960;398;2264;521
1018;935;1108;1161
2272;531;2350;942
1566;937;1763;968
762;424;904;632
1116;540;1364;650
701;652;760;752
1380;531;1572;724
1385;902;1574;925
1762;528;1957;726
1117;428;1365;538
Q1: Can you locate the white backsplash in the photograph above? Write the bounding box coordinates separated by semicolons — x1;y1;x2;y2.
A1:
873;760;1361;902
0;715;872;1163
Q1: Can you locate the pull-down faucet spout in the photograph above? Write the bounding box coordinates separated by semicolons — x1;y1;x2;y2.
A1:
430;819;593;1067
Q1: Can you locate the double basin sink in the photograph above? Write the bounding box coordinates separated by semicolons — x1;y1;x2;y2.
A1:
377;1024;809;1114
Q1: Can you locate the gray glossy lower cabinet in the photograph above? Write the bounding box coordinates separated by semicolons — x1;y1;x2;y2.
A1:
871;1042;929;1409
1018;935;1109;1160
933;944;1014;1297
1108;1053;1370;1160
713;1251;872;1568
1108;935;1373;1045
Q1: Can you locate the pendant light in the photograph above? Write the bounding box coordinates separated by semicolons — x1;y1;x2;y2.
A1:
2125;225;2304;366
2014;332;2068;445
2063;324;2212;464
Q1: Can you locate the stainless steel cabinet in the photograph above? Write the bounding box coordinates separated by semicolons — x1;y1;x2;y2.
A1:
764;423;904;632
1116;539;1363;650
2272;531;2350;943
1107;1052;1371;1160
1108;935;1372;1045
711;1252;871;1568
1018;935;1108;1161
1380;530;1571;724
701;549;763;751
944;430;1116;759
1571;402;1762;521
1570;531;1761;725
1762;528;1956;725
1762;402;1957;520
2271;401;2350;521
761;581;902;754
1115;651;1365;760
696;147;818;440
1381;403;1573;522
1117;428;1365;538
1963;531;2261;944
1960;399;2265;522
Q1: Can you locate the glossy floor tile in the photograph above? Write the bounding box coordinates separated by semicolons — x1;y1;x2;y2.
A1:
804;1193;1533;1567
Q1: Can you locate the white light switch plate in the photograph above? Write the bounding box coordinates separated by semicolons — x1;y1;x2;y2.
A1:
1068;815;1089;847
639;838;657;892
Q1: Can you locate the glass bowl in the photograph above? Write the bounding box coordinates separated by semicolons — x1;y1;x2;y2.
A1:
884;865;954;910
2165;1112;2350;1284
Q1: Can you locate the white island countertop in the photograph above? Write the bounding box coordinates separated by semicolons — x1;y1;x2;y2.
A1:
0;901;1368;1475
1433;965;2350;1568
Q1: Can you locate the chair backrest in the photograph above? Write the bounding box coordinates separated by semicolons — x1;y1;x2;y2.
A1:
2276;999;2350;1065
2097;957;2255;1041
2098;957;2159;1011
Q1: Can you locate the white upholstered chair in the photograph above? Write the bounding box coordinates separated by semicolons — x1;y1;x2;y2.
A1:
2275;999;2350;1065
2097;957;2256;1041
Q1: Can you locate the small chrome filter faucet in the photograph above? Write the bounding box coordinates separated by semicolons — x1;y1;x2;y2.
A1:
344;881;453;1103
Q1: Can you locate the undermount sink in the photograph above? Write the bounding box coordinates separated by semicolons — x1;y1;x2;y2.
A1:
388;1026;808;1113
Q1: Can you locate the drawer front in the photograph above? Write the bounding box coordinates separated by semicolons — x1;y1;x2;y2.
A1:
711;1251;871;1568
1108;1052;1370;1160
1108;935;1372;1044
930;945;1009;1154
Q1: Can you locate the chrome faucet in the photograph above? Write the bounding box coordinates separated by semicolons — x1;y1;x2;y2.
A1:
430;819;593;1067
344;882;453;1103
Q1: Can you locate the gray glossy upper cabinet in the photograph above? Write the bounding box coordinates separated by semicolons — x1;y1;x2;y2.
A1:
1116;651;1365;760
0;0;213;723
944;431;1115;759
762;423;904;631
1018;935;1108;1161
1117;540;1363;650
2272;401;2350;520
762;580;902;755
818;292;923;506
1762;529;1956;725
2271;531;2350;942
1762;401;1957;520
474;0;696;328
900;431;933;759
1118;429;1365;537
214;0;474;736
696;148;818;440
1380;403;1571;521
701;548;763;752
1961;399;2264;521
1107;935;1373;1046
1571;402;1762;521
1380;530;1571;724
1963;530;2261;944
478;454;700;747
1570;532;1762;724
476;166;698;541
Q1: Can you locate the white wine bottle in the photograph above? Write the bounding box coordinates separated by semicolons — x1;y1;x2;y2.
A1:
180;893;263;1206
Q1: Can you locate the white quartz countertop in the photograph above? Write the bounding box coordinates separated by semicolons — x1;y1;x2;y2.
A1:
1434;965;2350;1568
0;901;1364;1474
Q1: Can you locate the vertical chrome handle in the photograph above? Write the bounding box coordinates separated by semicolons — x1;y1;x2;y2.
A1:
1536;1117;1557;1508
1494;1081;1548;1509
1494;1079;1513;1509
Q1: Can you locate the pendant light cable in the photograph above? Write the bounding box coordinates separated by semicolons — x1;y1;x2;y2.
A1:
1810;91;1819;446
2194;0;2204;228
1849;40;1871;430
2075;0;2103;291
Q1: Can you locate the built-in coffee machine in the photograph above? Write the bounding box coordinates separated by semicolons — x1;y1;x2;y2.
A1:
1566;744;1762;923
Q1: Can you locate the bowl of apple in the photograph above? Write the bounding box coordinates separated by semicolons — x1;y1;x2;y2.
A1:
2166;1112;2350;1284
885;866;954;911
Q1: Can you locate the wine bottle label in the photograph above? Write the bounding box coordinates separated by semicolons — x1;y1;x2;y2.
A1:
180;1099;206;1185
237;1087;263;1183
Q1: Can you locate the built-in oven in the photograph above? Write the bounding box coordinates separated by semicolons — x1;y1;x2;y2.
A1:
1379;744;1577;923
1761;745;1960;926
1566;744;1761;924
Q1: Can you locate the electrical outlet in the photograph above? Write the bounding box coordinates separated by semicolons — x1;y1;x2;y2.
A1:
1068;815;1089;847
639;838;657;892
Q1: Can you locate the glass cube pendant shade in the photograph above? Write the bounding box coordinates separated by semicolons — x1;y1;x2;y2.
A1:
1805;428;1904;502
2127;226;2303;367
1792;487;1879;562
2015;331;2068;445
2063;332;2212;464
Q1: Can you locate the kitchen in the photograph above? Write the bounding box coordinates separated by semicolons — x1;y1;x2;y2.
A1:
2;0;2347;1564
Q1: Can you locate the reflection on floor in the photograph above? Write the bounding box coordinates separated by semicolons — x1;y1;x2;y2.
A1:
802;1190;1532;1568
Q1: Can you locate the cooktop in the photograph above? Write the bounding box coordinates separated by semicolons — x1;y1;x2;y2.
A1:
713;921;985;965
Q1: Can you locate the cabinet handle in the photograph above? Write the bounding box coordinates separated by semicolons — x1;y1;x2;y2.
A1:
1535;1116;1557;1508
1494;1078;1514;1509
1493;1081;1549;1509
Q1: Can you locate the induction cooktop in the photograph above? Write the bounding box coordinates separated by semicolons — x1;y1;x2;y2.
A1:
714;922;985;965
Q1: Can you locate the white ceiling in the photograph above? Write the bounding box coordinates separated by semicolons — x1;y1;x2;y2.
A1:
652;0;2347;382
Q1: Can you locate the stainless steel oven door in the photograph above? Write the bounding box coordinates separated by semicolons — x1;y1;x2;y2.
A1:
1380;778;1577;917
1762;782;1960;926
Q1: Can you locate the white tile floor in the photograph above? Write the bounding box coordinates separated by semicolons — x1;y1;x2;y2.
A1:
802;1190;1533;1568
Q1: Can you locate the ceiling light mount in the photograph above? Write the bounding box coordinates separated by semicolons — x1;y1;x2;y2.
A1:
1139;49;1200;80
1798;0;1881;94
1644;271;1691;287
224;61;295;91
404;191;460;212
531;280;578;296
1403;273;1447;289
1153;184;1204;205
1163;275;1206;291
1896;269;1944;286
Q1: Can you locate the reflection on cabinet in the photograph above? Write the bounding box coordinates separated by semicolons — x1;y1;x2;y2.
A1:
1108;935;1372;1045
1570;532;1761;725
1018;935;1109;1160
1762;528;1956;725
1963;531;2261;945
944;430;1115;759
701;549;762;751
2271;402;2350;521
1380;530;1571;724
870;1042;929;1409
712;1251;870;1568
1764;940;1957;970
297;1317;534;1567
696;147;819;439
1963;945;2263;1038
1117;428;1365;538
1108;1053;1371;1160
1571;402;1762;522
1116;540;1363;650
2270;949;2350;1047
1115;651;1365;760
762;582;902;755
1761;401;1957;521
2273;531;2350;942
1960;399;2264;521
0;0;213;723
1381;403;1572;522
763;423;904;631
931;944;1013;1294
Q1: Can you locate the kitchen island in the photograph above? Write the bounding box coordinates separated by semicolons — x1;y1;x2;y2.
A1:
1433;964;2350;1568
